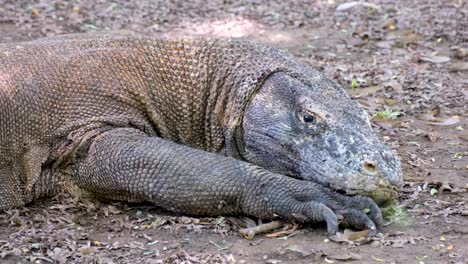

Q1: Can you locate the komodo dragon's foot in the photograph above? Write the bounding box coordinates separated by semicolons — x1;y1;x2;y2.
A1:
246;177;384;237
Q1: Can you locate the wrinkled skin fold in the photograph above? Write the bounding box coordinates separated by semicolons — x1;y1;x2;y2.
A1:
0;34;402;235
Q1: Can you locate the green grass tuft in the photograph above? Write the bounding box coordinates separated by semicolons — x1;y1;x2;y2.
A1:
382;205;411;227
375;108;401;120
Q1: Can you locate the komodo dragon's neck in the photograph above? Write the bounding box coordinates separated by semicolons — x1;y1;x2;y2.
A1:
131;36;294;157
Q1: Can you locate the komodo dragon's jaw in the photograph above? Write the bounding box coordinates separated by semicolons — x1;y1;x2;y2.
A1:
242;72;403;205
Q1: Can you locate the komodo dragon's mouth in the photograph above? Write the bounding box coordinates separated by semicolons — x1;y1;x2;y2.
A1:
328;173;401;206
347;186;399;206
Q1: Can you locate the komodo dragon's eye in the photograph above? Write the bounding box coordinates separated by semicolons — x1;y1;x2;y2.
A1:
303;114;315;123
300;112;319;125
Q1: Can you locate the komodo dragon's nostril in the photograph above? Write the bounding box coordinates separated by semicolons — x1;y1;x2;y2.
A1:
362;160;378;175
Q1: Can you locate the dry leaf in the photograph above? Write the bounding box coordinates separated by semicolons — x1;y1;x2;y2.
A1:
349;38;367;47
398;120;411;128
417;113;439;122
459;132;468;142
453;47;468;58
375;98;397;106
265;259;282;264
79;246;95;255
350;86;383;98
286;244;315;257
343;229;370;241
375;40;394;49
382;18;397;31
419;54;451;63
403;30;423;44
438;182;453;193
427;132;440;142
356;98;372;109
432;106;442;116
327;253;362;260
416;106;441;121
417;107;461;126
372;118;399;131
336;1;382;12
383;80;403;93
329;229;371;243
31;9;40;16
428;116;460;126
449;62;468;72
328;233;347;243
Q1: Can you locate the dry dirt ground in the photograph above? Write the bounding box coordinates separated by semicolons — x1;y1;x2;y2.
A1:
1;0;467;263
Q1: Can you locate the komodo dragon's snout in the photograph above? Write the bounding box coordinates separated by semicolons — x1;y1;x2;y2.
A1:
243;72;403;205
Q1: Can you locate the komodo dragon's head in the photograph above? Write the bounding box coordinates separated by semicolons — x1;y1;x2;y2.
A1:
241;72;403;205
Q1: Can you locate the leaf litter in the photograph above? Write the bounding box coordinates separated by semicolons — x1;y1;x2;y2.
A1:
1;0;468;263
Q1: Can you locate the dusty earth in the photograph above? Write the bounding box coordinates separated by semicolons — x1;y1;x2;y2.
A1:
1;0;467;263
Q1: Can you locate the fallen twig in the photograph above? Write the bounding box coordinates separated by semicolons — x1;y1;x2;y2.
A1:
266;223;299;238
209;240;231;251
239;220;285;240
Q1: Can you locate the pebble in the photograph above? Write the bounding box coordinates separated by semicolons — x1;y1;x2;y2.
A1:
371;240;382;248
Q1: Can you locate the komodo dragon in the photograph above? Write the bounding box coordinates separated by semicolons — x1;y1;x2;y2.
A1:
0;34;402;235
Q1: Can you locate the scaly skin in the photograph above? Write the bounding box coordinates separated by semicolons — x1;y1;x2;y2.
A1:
0;34;402;235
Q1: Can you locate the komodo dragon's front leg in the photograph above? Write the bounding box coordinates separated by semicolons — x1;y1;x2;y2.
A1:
72;127;384;235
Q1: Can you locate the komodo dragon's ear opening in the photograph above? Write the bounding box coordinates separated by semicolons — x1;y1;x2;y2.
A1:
223;71;284;161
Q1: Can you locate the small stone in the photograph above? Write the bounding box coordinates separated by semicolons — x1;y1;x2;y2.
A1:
266;259;282;264
371;240;382;248
392;241;404;248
